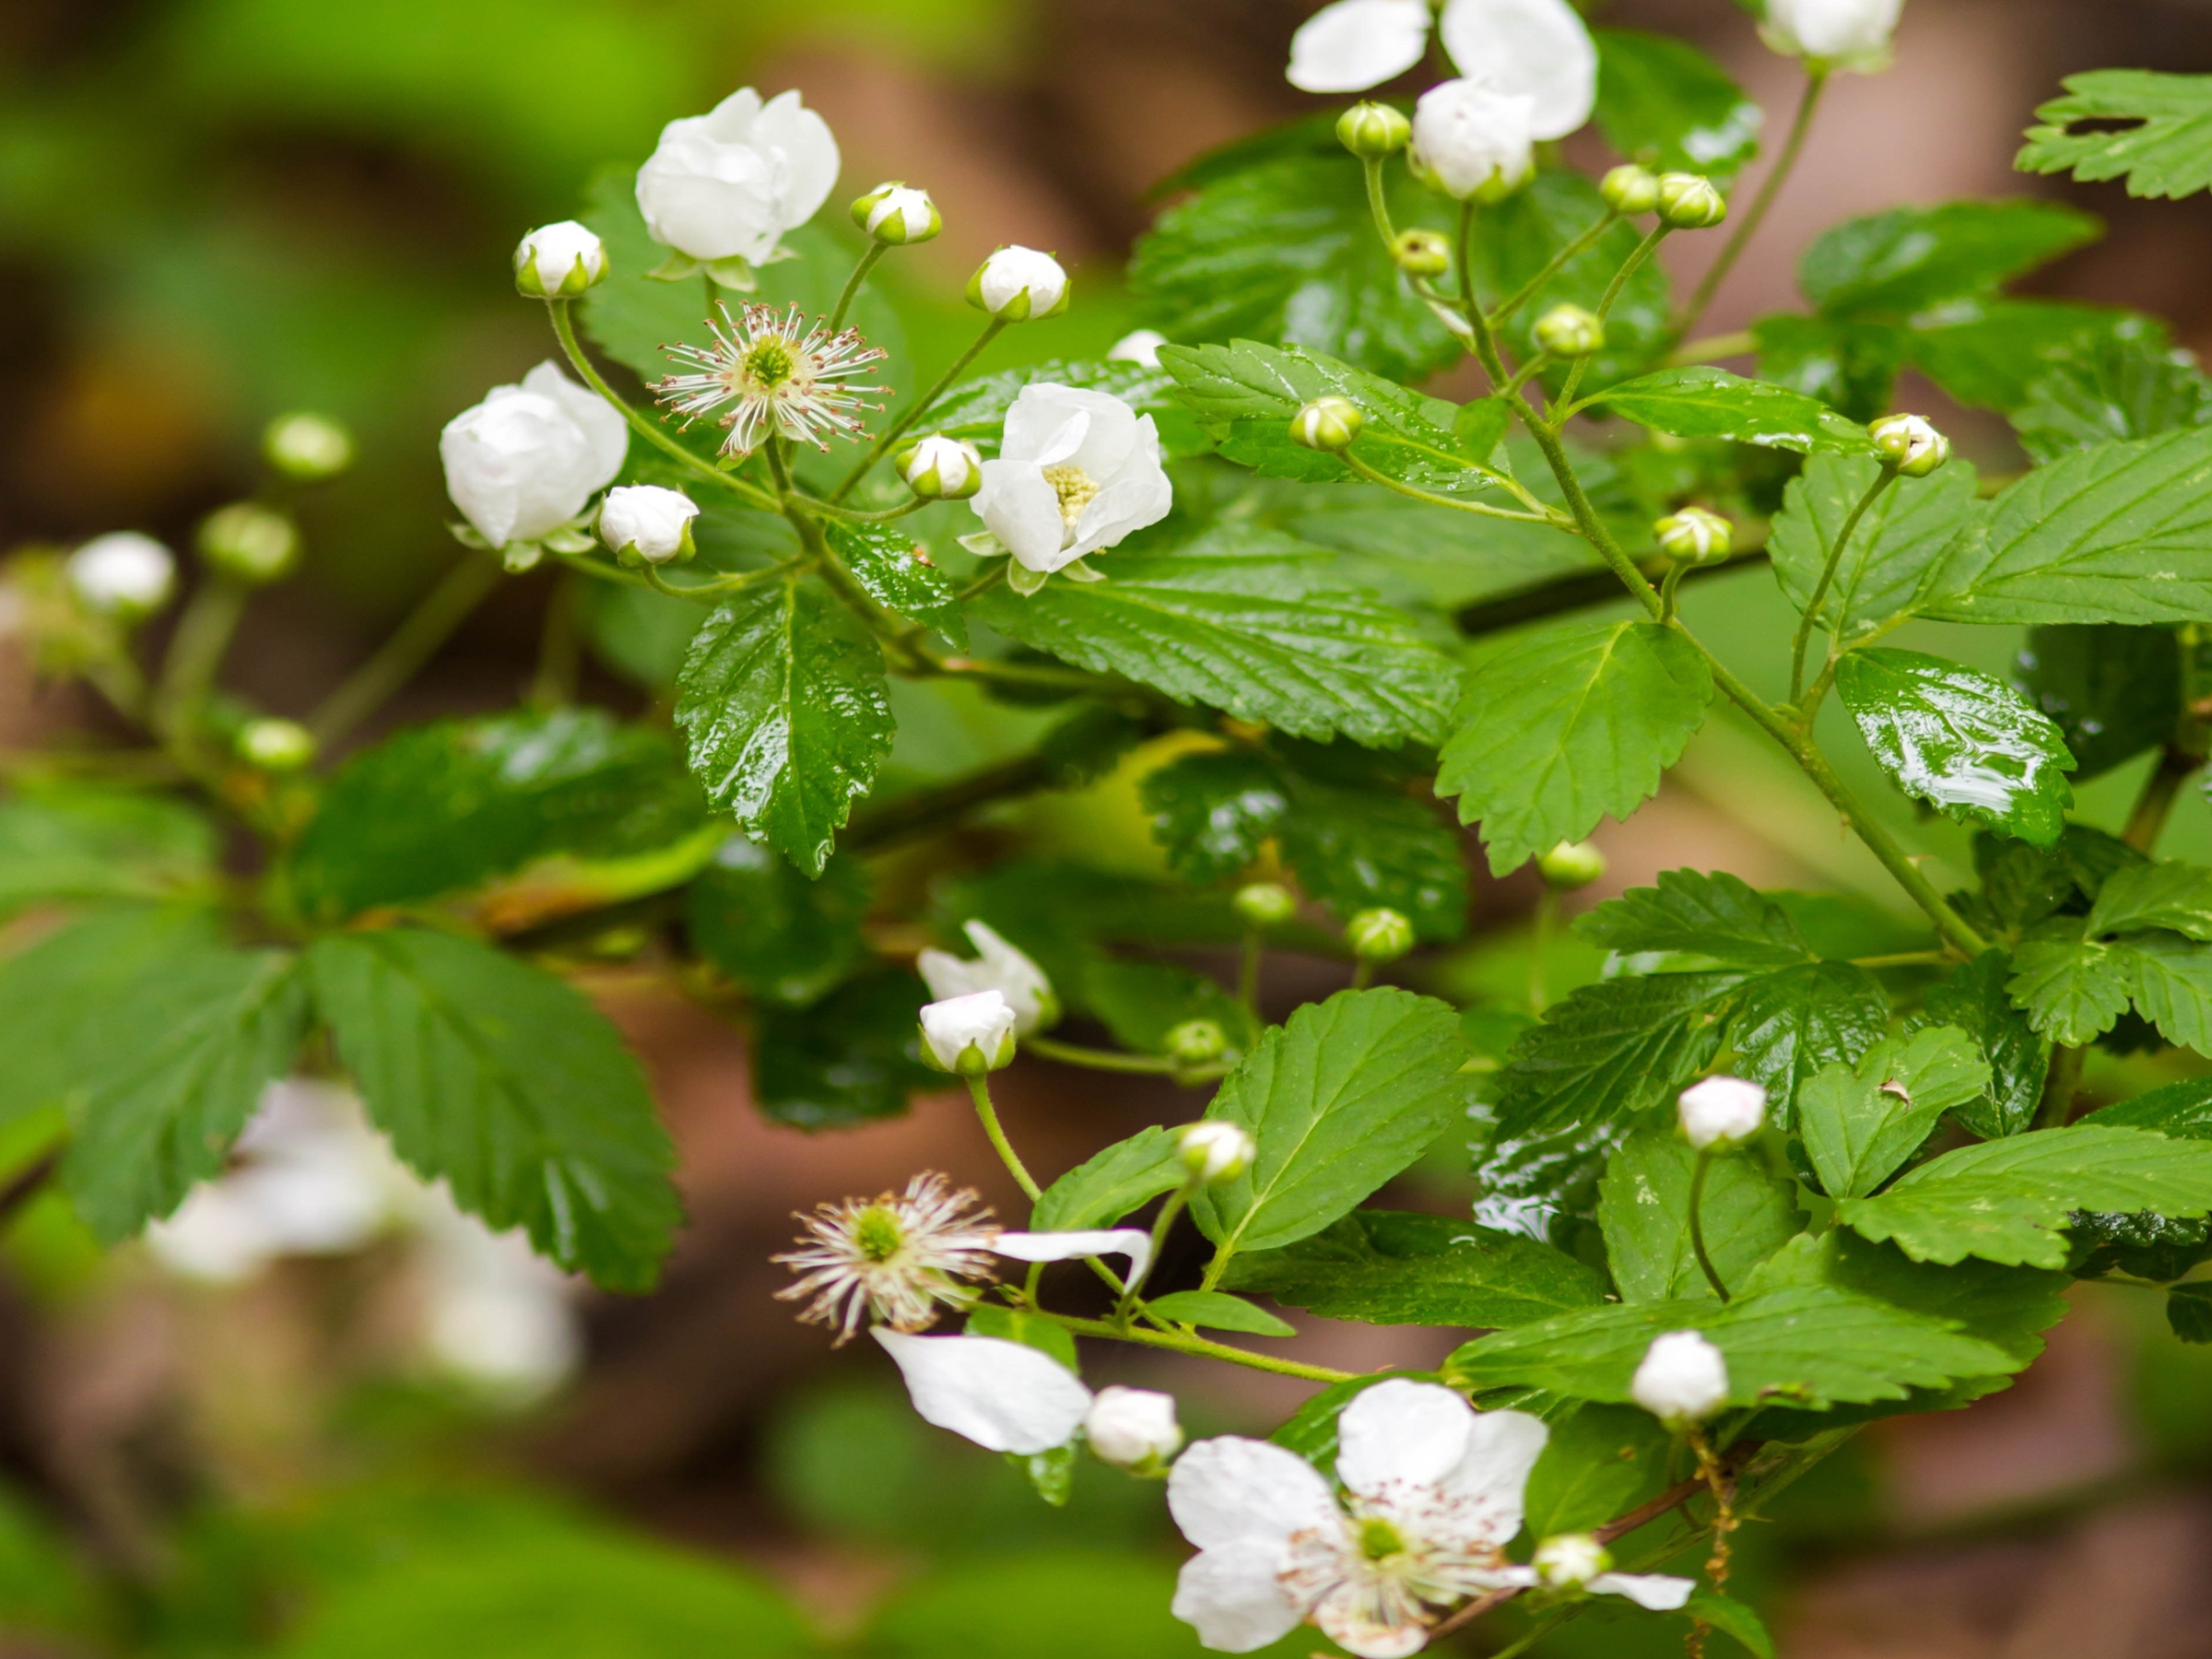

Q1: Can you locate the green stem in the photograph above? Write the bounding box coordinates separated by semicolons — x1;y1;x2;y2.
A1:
308;555;505;745
1028;1308;1356;1383
1351;959;1376;991
1554;224;1671;410
530;571;582;708
1500;351;1555;400
1788;465;1898;704
1530;887;1557;1014
796;493;928;524
846;754;1059;851
1675;68;1829;343
1338;452;1560;524
2124;746;2206;854
1239;928;1263;1018
1657;560;1688;625
1688;1149;1732;1302
2034;1044;2085;1132
1024;1035;1182;1076
1672;330;1758;365
830;242;888;332
1361;156;1397;248
966;1072;1041;1202
836;319;1006;501
1117;1187;1189;1313
641;561;793;603
154;575;250;735
1490;211;1619;326
546;300;777;511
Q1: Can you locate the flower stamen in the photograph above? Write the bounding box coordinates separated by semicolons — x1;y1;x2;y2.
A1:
656;301;887;460
773;1171;997;1344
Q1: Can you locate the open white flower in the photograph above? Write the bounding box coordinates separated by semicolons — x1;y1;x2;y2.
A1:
440;362;627;547
1761;0;1903;70
635;88;839;270
1288;0;1596;140
656;302;887;460
1169;1379;1547;1656
918;919;1057;1031
774;1171;1000;1342
875;1329;1096;1454
1409;79;1537;203
973;384;1172;584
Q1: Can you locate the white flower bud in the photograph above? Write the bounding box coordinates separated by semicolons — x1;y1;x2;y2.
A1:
1600;164;1660;215
1107;329;1169;367
1677;1075;1767;1151
968;246;1069;322
1291;396;1364;453
1392;229;1452;279
1408;79;1537;205
1534;1534;1612;1589
1655;173;1727;229
237;718;316;772
197;502;300;584
1164;1019;1230;1066
263;412;355;480
1175;1122;1256;1185
1536;840;1606;890
1630;1329;1731;1426
67;533;175;619
1084;1385;1183;1472
1233;882;1298;927
1346;907;1414;963
636;88;840;268
1534;303;1605;359
852;182;942;246
513;220;608;299
919;990;1018;1075
1760;0;1903;71
1654;506;1734;565
597;486;700;565
1870;413;1951;477
899;435;982;501
1337;100;1413;159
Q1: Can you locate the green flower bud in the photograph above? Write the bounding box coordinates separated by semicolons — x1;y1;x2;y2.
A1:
263;412;354;481
1165;1019;1230;1067
1337;101;1412;159
1392;229;1452;279
852;182;942;246
1534;303;1606;359
1653;506;1733;566
1233;881;1298;927
1600;164;1661;215
1536;840;1606;890
1175;1121;1255;1184
1655;173;1728;229
1291;396;1364;453
1869;413;1951;477
1346;907;1414;963
898;435;982;500
236;718;316;772
196;501;300;584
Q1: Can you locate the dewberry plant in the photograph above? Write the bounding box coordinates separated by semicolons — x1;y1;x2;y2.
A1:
13;1;2212;1653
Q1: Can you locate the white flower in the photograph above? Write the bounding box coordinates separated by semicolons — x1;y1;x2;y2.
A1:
970;246;1070;321
1288;0;1596;140
66;532;174;618
1177;1122;1256;1185
440;361;627;547
920;988;1020;1073
1630;1330;1731;1427
597;485;699;563
973;384;1173;579
512;220;607;298
775;1171;999;1342
1477;1535;1695;1609
1408;80;1538;204
655;302;887;460
992;1228;1157;1286
1087;1385;1183;1470
1761;0;1903;69
874;1329;1094;1454
1677;1076;1767;1151
917;919;1057;1031
1109;328;1170;367
1169;1379;1547;1656
635;88;840;266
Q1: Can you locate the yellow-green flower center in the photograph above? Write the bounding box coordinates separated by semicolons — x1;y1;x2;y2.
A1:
1041;463;1100;529
854;1204;905;1263
745;339;798;389
1358;1518;1406;1561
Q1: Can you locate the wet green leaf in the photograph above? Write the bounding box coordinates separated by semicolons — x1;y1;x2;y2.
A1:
2015;622;2182;780
1918;951;2050;1138
751;969;936;1130
1493;971;1752;1137
1766;453;1981;641
1585;367;1874;454
1594;29;1761;178
1727;962;1891;1127
1796;1028;1991;1200
1574;869;1812;967
826;520;966;650
1800;200;2100;320
1597;1126;1801;1301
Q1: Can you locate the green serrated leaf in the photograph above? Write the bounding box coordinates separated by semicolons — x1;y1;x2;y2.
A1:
1767;453;1982;641
921;359;1210;461
2017;622;2183;780
1594;28;1761;178
1836;648;2076;847
1585;367;1873;454
675;573;894;877
1689;1592;1776;1659
1751;313;1907;424
0;788;217;917
825;520;966;650
1797;1028;1991;1200
1144;1289;1297;1336
1726;962;1891;1127
971;524;1462;747
2011;324;2212;462
1138;750;1288;885
1575;869;1812;967
1220;1208;1607;1326
1521;1403;1672;1538
2086;861;2212;939
2008;917;2134;1044
1835;1124;2212;1267
1190;989;1470;1259
751;968;936;1129
1800;200;2100;320
1494;971;1751;1137
2112;929;2212;1049
1919;951;2051;1138
2086;1077;2212;1138
2018;70;2212;200
1598;1125;1801;1301
1911;299;2141;415
1441;618;1714;876
309;929;680;1290
1032;1126;1185;1231
2169;1281;2212;1341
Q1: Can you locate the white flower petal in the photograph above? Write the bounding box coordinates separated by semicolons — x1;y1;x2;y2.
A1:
1591;1572;1698;1611
1314;1585;1431;1659
1335;1378;1477;1495
1168;1434;1338;1552
976;457;1074;571
992;1229;1155;1285
962;921;1054;1031
873;1329;1093;1454
522;361;629;490
1438;0;1598;139
1435;1406;1549;1547
751;88;842;228
1003;394;1095;467
1173;1538;1312;1653
1287;0;1433;94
